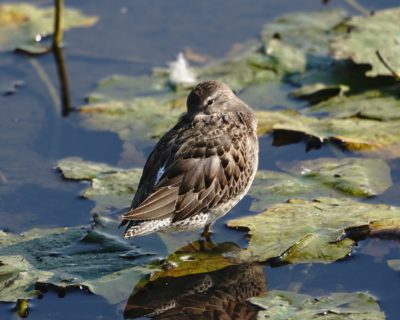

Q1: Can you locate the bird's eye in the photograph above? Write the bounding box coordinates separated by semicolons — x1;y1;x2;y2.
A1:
207;99;214;106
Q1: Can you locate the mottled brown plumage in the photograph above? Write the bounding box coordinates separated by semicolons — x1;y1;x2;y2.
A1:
121;80;258;237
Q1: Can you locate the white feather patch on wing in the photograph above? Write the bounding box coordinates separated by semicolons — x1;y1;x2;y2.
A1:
155;165;166;185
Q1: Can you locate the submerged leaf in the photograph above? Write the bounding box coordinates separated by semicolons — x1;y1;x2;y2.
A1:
228;197;400;263
0;218;150;303
0;3;98;52
250;290;384;320
331;8;400;77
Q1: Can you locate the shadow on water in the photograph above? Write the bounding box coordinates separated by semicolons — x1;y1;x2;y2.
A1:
1;0;400;319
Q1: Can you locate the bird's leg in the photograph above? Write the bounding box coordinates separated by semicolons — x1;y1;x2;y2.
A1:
201;223;213;242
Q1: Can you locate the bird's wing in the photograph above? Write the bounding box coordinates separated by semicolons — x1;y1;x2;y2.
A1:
122;122;253;223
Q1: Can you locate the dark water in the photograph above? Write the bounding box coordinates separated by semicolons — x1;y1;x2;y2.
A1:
0;0;399;319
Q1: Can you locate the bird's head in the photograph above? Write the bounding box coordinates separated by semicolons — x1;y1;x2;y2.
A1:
186;80;257;129
186;80;239;115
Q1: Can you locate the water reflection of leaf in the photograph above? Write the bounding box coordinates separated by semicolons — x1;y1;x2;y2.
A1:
0;3;98;52
228;197;400;264
250;290;384;320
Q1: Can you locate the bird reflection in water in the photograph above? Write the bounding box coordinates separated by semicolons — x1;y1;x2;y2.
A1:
124;241;267;320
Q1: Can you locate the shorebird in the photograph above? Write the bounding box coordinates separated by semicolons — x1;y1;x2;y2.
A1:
121;80;258;238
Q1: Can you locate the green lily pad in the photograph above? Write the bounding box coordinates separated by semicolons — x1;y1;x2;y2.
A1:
0;3;98;52
291;83;349;104
261;39;306;74
248;158;391;212
331;8;400;77
257;110;400;152
198;51;278;90
308;93;400;121
250;290;384;320
228;197;400;263
0;219;151;303
278;158;392;197
261;10;346;59
79;73;187;141
248;170;337;212
57;157;142;213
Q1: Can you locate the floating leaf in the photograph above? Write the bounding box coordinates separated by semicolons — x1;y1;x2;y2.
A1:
278;158;392;197
257;110;400;152
79;73;187;141
149;241;241;282
331;8;400;77
0;3;98;52
228;197;400;263
261;10;346;59
250;290;384;320
291;83;349;104
262;39;306;74
57;157;142;213
248;170;335;212
308;93;400;121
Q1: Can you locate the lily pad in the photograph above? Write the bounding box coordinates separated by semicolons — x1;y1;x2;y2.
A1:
57;157;142;213
278;158;392;197
261;10;346;60
308;93;400;121
148;240;241;282
331;8;400;77
250;290;384;320
257;110;400;152
0;220;151;303
0;3;98;52
291;83;349;104
228;197;400;263
79;73;187;141
248;170;336;212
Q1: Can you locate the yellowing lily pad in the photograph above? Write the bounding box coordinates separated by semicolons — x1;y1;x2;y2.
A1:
331;8;400;77
228;197;400;264
57;157;142;213
257;110;400;152
250;290;384;320
0;3;98;52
